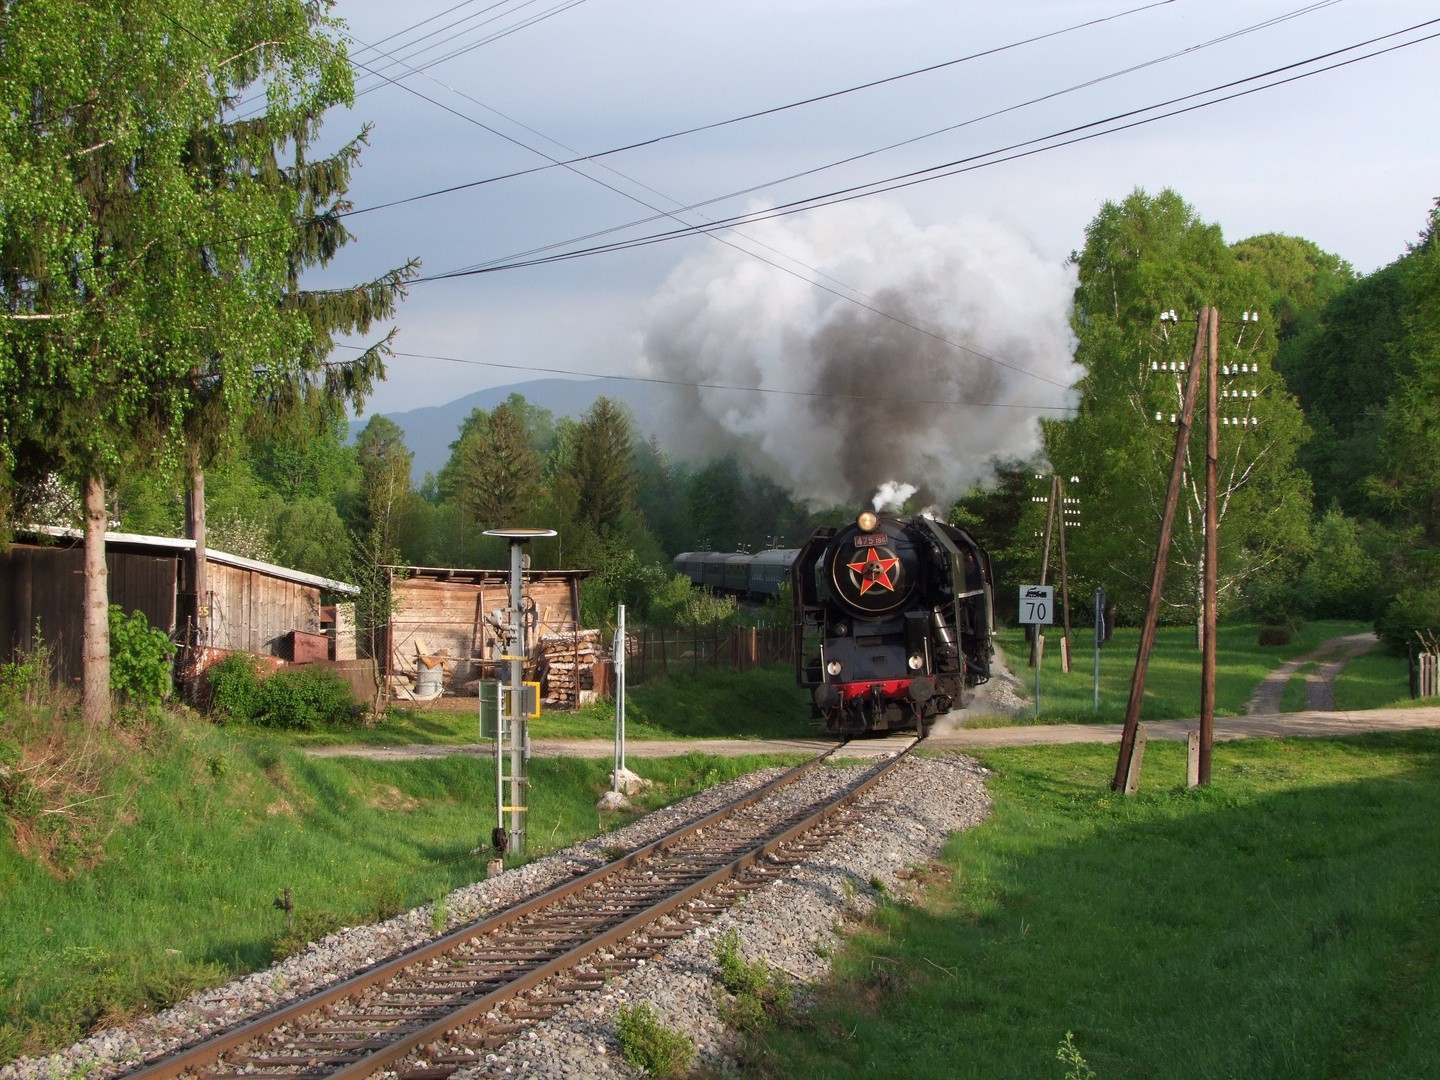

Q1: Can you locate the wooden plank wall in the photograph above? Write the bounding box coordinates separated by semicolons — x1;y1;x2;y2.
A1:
0;544;178;681
389;577;579;685
208;563;320;655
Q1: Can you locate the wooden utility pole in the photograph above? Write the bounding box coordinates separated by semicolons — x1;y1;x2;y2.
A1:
1199;306;1220;784
1112;310;1209;792
1033;474;1059;670
1057;476;1074;673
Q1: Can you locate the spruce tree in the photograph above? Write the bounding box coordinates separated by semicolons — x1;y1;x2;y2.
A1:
452;401;542;530
0;1;412;722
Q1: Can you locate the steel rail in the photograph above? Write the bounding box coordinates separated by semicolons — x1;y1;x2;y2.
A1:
120;743;857;1080
326;739;917;1080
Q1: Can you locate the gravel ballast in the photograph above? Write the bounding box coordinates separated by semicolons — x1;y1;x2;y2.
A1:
3;752;991;1080
453;752;990;1079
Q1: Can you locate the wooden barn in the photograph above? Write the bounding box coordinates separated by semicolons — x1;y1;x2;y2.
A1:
1;527;360;681
381;565;592;691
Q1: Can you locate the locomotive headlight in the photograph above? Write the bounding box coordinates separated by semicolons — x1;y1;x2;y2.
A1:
826;660;843;676
907;653;924;670
857;511;878;532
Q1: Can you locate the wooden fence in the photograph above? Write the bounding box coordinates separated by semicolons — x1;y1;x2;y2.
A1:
1413;631;1440;698
624;625;794;684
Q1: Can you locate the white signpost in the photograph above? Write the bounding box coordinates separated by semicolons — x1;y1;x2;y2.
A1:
1019;586;1054;718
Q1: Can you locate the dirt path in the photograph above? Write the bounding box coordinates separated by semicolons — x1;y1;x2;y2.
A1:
302;703;1440;761
1245;632;1379;714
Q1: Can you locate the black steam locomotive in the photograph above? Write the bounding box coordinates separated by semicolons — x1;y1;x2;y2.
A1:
792;511;995;737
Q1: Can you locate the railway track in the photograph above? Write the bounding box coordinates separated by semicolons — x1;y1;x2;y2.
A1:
122;740;918;1080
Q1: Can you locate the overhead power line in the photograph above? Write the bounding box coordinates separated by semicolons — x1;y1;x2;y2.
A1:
434;0;1347;274
334;344;1079;413
336;26;1082;390
342;0;1183;222
421;18;1440;279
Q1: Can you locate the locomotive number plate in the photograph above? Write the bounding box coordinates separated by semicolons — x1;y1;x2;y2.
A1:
853;534;888;547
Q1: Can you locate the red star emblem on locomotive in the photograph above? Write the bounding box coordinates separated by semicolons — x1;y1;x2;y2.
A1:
846;547;901;594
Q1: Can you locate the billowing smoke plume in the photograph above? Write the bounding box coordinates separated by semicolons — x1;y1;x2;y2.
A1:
641;201;1079;507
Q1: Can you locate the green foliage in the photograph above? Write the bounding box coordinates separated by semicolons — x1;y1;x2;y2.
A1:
205;656;357;729
714;928;791;1031
1056;1032;1096;1080
1047;188;1314;621
371;878;406;921
252;668;358;731
563;397;639;537
613;1001;695;1078
206;655;265;722
449;401;543;531
950;457;1043;623
758;582;794;630
269;909;344;963
677;588;738;629
107;607;175;706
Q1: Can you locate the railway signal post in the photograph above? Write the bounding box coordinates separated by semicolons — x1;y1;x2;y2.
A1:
483;528;557;857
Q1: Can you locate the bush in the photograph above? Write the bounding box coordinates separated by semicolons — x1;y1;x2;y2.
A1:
206;654;264;722
713;928;791;1031
206;655;357;729
108;606;175;705
258;667;356;730
269;909;343;962
614;1001;694;1078
1258;625;1292;646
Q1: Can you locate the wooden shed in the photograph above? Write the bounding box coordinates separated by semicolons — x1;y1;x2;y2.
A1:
381;565;592;688
1;527;359;682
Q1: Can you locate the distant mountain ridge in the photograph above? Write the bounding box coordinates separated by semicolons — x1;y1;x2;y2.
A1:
348;377;661;482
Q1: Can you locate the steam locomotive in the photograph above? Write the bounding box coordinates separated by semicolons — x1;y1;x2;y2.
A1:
673;511;995;736
792;512;995;737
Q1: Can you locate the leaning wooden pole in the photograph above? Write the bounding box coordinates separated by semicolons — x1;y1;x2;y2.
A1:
1199;306;1220;784
1033;474;1059;670
1112;310;1209;791
1058;475;1074;674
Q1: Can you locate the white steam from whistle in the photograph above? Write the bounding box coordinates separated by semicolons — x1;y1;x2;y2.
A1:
872;481;918;512
641;201;1079;507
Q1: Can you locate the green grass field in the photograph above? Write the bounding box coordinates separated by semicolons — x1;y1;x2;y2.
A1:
262;664;816;748
0;707;803;1062
756;733;1440;1079
992;620;1370;723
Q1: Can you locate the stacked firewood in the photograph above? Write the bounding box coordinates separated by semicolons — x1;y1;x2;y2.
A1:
538;629;602;706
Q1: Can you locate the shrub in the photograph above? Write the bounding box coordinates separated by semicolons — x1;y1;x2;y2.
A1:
614;1001;694;1078
206;654;264;723
206;655;357;729
270;909;343;961
713;928;791;1031
1258;625;1292;646
257;666;356;729
108;606;175;705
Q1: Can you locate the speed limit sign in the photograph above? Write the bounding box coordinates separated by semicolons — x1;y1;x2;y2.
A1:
1019;585;1054;625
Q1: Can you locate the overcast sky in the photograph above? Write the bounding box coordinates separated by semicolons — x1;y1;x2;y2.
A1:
305;0;1440;416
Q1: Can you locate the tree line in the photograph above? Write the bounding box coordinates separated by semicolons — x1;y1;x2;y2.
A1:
955;188;1440;647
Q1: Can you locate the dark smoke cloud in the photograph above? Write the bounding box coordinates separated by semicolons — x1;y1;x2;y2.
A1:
642;202;1079;506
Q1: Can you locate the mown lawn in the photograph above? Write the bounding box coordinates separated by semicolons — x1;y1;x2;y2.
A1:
990;619;1368;723
755;734;1440;1079
0;707;803;1062
262;664;817;747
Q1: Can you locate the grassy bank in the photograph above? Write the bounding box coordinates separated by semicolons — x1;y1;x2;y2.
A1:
991;619;1368;723
756;733;1440;1079
266;664;816;747
0;705;802;1063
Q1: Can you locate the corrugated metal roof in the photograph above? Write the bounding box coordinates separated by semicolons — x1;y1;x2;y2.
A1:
20;526;361;595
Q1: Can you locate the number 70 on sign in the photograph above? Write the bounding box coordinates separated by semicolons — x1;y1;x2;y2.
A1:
1019;586;1054;625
